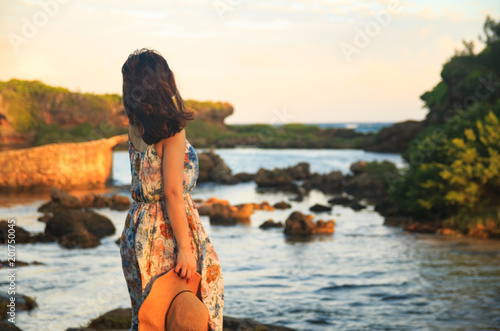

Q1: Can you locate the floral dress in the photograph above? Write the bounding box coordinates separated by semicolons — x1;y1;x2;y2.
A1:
119;138;224;331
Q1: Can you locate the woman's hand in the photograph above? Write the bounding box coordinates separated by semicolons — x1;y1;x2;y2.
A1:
175;246;197;280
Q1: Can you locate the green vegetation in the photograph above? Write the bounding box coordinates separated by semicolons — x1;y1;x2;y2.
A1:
390;16;500;235
0;79;126;145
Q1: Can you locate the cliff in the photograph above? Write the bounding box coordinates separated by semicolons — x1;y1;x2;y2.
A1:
0;79;234;150
0;134;128;192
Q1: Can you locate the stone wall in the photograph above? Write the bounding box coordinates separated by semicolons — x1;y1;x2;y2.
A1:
0;134;128;192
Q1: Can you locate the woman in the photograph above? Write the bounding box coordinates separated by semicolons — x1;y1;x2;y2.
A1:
119;48;224;331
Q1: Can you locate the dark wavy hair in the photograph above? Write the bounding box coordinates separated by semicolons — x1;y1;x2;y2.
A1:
122;48;195;145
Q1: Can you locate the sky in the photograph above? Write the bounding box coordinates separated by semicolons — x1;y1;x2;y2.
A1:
0;0;499;124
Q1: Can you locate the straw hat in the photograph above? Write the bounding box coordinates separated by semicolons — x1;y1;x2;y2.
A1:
138;269;210;331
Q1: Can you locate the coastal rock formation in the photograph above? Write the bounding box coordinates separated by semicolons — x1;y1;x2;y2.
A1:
0;134;128;192
0;220;32;244
0;292;37;321
197;150;233;184
259;219;283;229
283;211;335;236
44;209;115;249
363;120;427;153
301;170;343;194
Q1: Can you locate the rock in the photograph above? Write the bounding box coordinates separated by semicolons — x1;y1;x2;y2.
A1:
93;194;111;208
302;171;343;194
273;201;292;209
350;160;367;175
259;219;283;229
404;221;443;233
251;201;274;211
283;211;335;236
327;196;353;206
383;216;413;227
254;162;310;191
29;232;58;243
37;213;52;223
37;187;83;213
364;120;426;153
0;259;45;268
59;230;101;249
0;292;38;320
349;201;365;211
223;315;298;331
309;204;332;212
0;220;32;244
110;194;131;211
437;228;463;237
44;210;115;248
197;150;233;184
314;219;335;234
344;172;386;203
232;172;255;182
209;203;252;225
0;321;22;330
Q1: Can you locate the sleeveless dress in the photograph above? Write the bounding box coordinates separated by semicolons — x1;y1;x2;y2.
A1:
119;138;224;331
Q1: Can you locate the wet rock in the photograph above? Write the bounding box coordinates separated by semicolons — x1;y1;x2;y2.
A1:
0;220;32;244
254;162;310;191
38;187;83;213
0;292;38;320
232;172;255;182
273;201;292;209
198;150;233;184
251;201;274;211
301;171;343;194
284;211;335;236
0;259;45;268
350;160;367;175
259;219;283;229
327;196;353;206
29;232;58;243
349;201;365;211
364;120;426;153
208;203;253;225
37;213;52;223
44;210;115;248
59;230;101;249
344;172;386;203
0;321;22;330
110;194;131;211
383;216;413;227
309;204;332;212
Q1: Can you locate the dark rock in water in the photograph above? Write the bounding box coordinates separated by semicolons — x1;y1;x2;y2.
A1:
0;292;38;320
37;213;52;223
59;230;101;249
273;200;292;209
0;259;45;267
301;171;343;194
309;203;332;212
45;210;115;239
284;211;334;236
110;194;131;211
259;219;283;229
344;172;386;203
197;150;233;184
38;187;83;213
289;194;304;202
29;232;58;243
223;315;298;330
232;172;255;182
209;203;252;225
375;196;406;217
0;220;31;243
349;201;365;211
364;120;426;153
350;160;367;175
65;307;299;331
383;216;414;227
327;196;353;206
0;321;22;330
43;210;115;248
255;162;310;189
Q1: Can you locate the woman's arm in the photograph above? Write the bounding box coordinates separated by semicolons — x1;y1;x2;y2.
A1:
161;128;196;279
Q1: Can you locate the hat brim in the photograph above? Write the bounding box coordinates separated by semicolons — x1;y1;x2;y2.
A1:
138;269;203;330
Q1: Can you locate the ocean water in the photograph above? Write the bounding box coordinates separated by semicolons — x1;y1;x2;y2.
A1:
1;147;500;331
